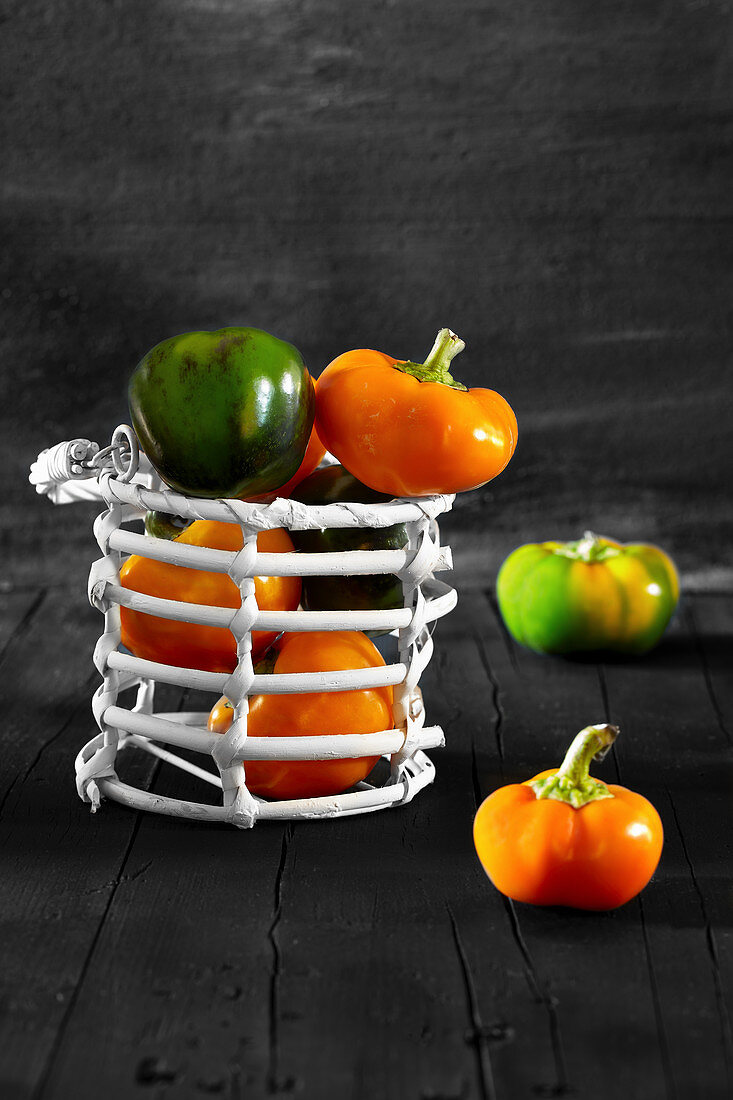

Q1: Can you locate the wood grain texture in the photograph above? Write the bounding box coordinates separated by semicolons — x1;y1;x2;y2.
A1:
0;587;157;1096
1;590;730;1098
2;0;732;588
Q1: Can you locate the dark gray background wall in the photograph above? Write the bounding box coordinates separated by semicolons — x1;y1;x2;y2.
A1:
3;0;731;589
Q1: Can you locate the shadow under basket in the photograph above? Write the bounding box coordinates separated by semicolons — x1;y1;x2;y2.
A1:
30;425;458;828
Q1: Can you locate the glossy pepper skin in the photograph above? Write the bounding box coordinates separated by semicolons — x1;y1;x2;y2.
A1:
129;327;315;499
120;520;301;672
496;532;679;655
246;423;327;502
143;427;327;535
316;329;517;497
144;511;191;540
208;631;392;800
474;724;664;910
288;465;406;623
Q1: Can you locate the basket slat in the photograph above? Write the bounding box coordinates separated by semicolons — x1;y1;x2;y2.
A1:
97;774;406;822
103;474;454;530
109;529;235;571
121;734;224;788
105;705;444;760
106;581;413;632
105;578;456;633
106;651;229;692
108;528;451;577
106;650;408;694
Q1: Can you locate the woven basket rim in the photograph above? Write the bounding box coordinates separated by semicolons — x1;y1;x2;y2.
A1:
101;469;455;531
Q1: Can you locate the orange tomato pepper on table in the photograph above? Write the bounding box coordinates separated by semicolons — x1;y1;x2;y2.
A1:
119;520;301;672
473;724;664;910
208;631;393;800
315;328;517;496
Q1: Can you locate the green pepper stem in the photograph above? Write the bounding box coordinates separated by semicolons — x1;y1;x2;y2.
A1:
529;724;619;808
393;328;468;390
557;723;618;782
423;329;465;371
574;532;601;561
553;532;620;564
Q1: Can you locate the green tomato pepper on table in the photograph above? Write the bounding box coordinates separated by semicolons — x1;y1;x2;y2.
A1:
496;532;679;655
288;465;407;628
129;327;315;499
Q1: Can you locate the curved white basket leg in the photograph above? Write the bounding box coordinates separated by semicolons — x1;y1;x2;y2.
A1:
78;500;128;808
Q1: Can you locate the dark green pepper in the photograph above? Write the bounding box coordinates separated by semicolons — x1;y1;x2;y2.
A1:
144;511;192;540
129;327;315;498
289;466;407;626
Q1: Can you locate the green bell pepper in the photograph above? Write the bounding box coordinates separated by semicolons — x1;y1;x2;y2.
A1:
289;465;407;628
129;327;314;498
496;531;679;655
144;511;191;540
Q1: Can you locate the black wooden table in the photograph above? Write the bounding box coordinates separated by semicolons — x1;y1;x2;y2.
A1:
1;573;731;1099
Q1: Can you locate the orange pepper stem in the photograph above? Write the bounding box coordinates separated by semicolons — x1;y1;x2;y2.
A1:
394;328;469;391
529;723;619;808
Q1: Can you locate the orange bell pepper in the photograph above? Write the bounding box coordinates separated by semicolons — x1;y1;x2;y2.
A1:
119;520;301;672
473;724;664;910
208;631;392;799
315;328;517;496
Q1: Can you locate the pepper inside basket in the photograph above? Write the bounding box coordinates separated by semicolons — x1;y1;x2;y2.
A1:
30;425;457;828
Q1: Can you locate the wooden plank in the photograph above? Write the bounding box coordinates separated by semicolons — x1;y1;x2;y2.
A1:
686;594;733;750
597;594;733;1094
686;594;733;1087
456;590;732;1097
0;585;100;813
3;587;731;1097
0;585;183;1097
451;590;673;1098
0;589;46;665
35;695;283;1100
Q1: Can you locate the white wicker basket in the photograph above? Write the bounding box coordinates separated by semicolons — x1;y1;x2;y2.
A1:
30;425;457;828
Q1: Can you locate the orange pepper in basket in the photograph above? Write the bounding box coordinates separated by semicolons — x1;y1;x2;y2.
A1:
315;328;517;497
208;631;392;800
120;520;301;673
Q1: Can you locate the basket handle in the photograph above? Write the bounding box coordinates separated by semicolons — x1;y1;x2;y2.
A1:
30;426;141;503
